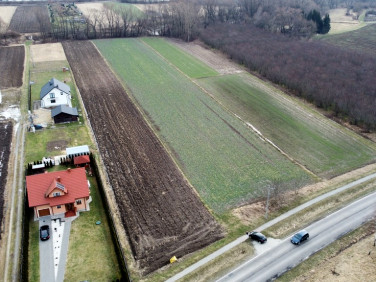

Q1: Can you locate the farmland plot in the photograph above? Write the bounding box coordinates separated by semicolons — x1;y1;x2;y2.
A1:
0;46;24;88
0;121;13;238
94;38;311;213
197;73;376;178
62;40;223;274
142;37;218;78
8;5;50;33
321;23;376;56
146;38;376;178
0;6;17;29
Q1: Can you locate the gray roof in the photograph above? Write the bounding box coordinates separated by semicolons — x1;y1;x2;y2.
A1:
40;78;70;99
51;105;78;117
66;145;90;156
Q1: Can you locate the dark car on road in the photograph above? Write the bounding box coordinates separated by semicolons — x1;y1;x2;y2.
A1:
247;231;267;244
291;230;309;245
40;225;50;241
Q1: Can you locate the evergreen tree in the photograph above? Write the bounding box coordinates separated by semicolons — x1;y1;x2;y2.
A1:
322;14;331;34
306;10;323;34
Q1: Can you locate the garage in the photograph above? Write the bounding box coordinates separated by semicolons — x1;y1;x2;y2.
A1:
38;208;50;217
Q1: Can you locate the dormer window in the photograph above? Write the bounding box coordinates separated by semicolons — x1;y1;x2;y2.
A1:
53;192;60;197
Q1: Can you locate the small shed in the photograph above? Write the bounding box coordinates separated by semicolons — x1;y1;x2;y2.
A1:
66;145;90;159
74;155;90;167
51;105;78;124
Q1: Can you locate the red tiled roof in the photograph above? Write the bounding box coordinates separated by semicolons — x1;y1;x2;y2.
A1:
74;155;90;165
45;178;68;197
26;167;89;207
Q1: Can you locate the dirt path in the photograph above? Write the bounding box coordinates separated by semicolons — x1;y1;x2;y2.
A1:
167;38;244;75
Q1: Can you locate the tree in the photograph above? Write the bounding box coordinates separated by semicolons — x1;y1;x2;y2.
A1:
322;13;331;34
306;9;323;33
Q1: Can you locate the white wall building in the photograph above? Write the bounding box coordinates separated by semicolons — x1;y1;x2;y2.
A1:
40;78;72;108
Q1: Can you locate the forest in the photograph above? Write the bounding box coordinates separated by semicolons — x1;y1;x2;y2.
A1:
199;23;376;129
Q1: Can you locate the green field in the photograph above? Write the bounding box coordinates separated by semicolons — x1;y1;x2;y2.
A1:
142;37;219;78
319;23;376;56
197;73;376;178
94;38;312;213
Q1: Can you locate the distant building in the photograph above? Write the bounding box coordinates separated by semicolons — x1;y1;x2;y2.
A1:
51;105;78;124
40;78;72;109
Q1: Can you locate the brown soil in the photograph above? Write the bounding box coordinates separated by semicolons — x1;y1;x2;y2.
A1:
0;121;13;240
0;45;24;88
7;5;50;34
62;40;223;275
46;140;68;152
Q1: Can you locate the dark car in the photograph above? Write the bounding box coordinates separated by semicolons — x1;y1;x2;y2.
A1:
40;225;50;241
247;231;267;244
291;230;309;245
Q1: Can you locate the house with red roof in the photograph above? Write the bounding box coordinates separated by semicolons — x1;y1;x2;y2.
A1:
26;167;91;219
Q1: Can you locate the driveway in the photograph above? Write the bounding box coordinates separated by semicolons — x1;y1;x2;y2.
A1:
39;217;73;282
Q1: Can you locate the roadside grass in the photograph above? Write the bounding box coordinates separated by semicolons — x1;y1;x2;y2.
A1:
181;242;254;282
94;38;311;214
142;212;254;282
64;176;121;281
264;177;376;239
318;23;376;56
142;37;219;79
28;217;40;281
24;124;92;163
197;73;376;179
147;168;376;282
277;221;375;281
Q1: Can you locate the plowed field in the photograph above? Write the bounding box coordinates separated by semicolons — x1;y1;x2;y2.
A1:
8;5;50;33
62;41;223;274
0;46;24;88
0;121;13;239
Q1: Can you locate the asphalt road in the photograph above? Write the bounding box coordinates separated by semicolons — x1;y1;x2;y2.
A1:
217;191;376;282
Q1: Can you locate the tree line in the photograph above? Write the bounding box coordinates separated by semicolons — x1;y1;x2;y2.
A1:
199;23;376;130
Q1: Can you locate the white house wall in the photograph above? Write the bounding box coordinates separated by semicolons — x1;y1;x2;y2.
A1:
41;88;72;108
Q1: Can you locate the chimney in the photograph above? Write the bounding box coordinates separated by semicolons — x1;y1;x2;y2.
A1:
67;168;71;172
57;176;61;182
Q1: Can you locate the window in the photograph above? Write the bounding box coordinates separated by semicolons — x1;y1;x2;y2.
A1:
50;93;55;98
53;192;60;197
57;205;61;209
76;200;82;205
60;91;63;95
51;99;56;103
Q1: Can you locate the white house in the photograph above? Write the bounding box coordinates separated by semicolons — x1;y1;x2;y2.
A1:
40;78;72;109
